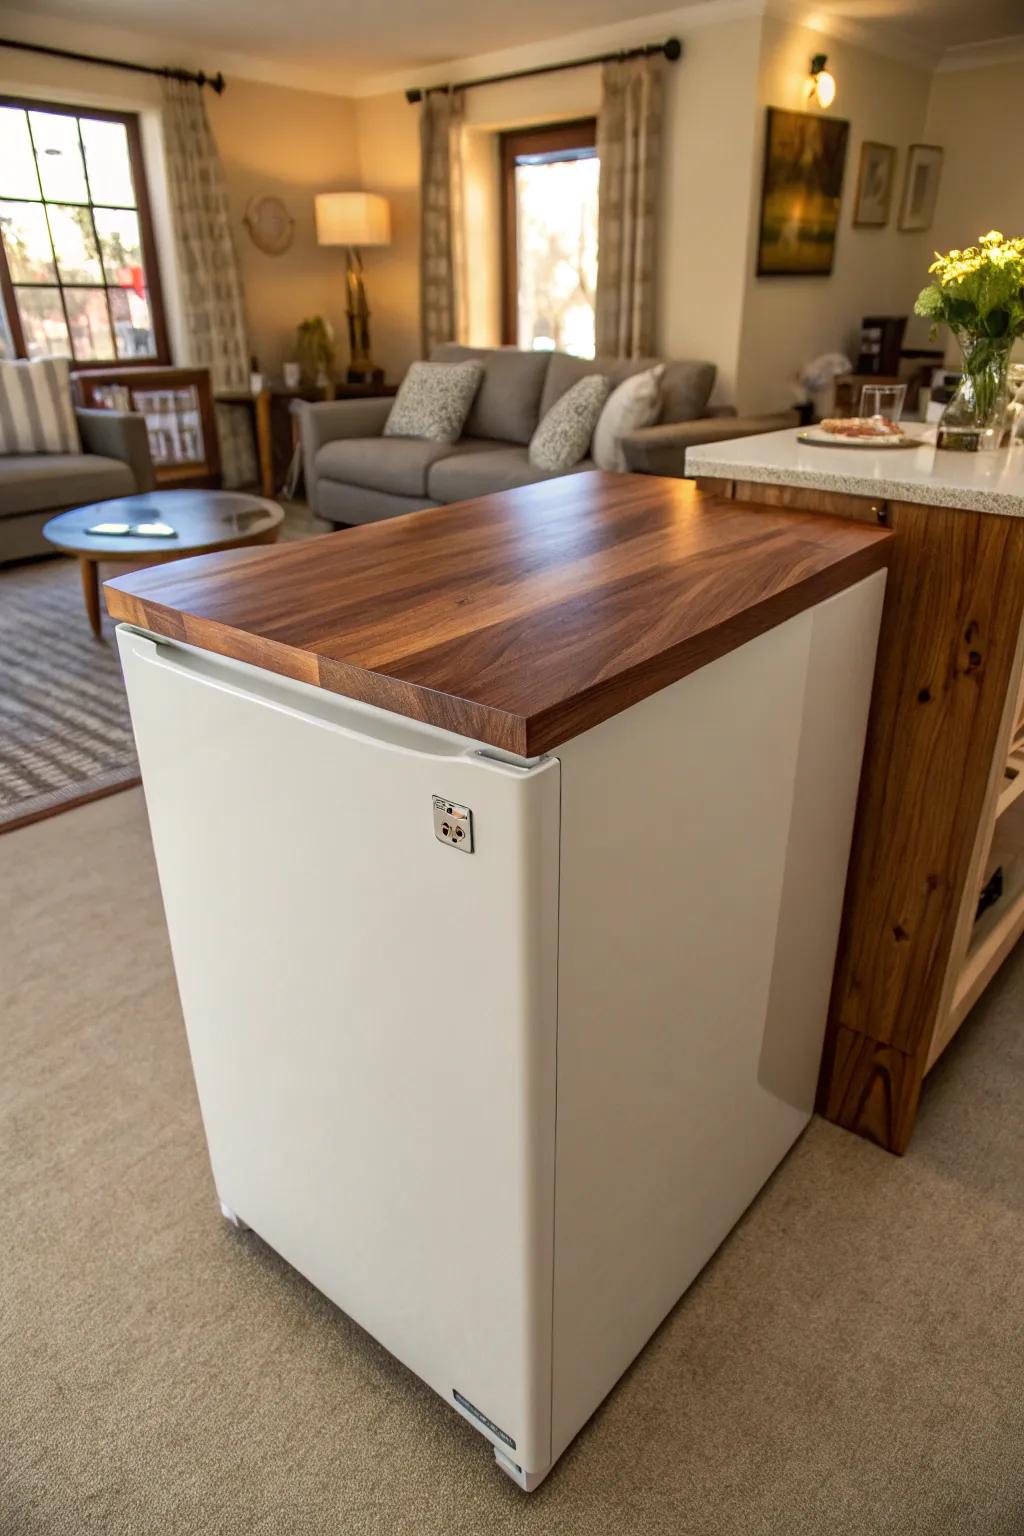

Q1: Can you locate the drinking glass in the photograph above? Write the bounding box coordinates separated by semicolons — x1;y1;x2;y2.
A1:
860;382;907;423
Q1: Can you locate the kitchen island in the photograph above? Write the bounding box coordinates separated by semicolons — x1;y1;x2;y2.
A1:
689;429;1024;1154
104;473;889;1489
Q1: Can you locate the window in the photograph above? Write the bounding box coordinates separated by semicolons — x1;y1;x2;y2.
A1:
501;119;599;358
0;98;168;365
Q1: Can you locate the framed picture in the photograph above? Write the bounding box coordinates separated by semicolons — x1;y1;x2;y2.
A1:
757;107;850;276
853;141;896;227
898;144;943;232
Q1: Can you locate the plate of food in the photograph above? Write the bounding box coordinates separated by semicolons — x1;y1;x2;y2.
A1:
798;417;926;448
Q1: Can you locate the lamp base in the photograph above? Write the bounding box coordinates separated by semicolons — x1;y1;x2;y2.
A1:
346;363;385;386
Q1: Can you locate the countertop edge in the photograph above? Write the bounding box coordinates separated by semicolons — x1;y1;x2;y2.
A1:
686;450;1024;519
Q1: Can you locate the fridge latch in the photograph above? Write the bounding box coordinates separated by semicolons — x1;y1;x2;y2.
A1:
433;796;474;853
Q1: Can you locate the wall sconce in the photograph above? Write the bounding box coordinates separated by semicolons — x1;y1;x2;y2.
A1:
808;54;836;108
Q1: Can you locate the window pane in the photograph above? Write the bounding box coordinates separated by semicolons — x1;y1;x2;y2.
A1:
28;110;89;202
80;118;135;206
0;300;14;359
64;286;113;360
515;154;599;358
93;207;143;281
46;203;103;284
16;287;71;358
109;285;154;358
0;108;41;200
0;200;57;282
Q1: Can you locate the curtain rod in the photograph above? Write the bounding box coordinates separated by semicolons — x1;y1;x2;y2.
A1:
404;36;681;104
0;37;226;92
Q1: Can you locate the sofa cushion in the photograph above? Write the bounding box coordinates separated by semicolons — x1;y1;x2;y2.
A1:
592;365;665;472
427;442;594;502
430;344;550;444
0;454;134;518
529;375;611;471
383;360;483;443
317;436;461;498
0;357;81;455
539;352;716;425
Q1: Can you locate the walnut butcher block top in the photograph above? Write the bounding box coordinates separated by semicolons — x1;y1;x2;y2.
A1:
104;471;891;755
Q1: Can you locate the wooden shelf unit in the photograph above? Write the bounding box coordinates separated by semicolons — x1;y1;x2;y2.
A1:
928;662;1024;1068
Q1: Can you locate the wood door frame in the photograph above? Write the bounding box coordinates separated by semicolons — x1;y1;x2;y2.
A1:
499;118;597;347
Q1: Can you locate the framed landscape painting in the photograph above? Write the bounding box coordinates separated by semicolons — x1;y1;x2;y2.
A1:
757;107;850;276
853;141;896;227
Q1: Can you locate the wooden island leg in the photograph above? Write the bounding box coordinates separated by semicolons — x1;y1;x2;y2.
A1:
80;556;102;639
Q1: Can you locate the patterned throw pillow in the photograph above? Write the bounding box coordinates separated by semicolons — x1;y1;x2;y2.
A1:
592;366;665;472
0;358;81;455
384;361;484;443
528;374;611;472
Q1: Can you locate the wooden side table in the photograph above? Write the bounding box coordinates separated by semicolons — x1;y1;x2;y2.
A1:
218;382;398;498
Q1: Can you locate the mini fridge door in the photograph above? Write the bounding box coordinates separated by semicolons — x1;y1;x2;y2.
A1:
118;627;560;1478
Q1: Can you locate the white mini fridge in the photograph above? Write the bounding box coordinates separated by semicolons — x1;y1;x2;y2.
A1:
118;566;884;1489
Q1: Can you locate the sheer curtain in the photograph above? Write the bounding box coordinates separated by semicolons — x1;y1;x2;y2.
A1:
161;79;255;487
419;89;467;356
594;57;665;359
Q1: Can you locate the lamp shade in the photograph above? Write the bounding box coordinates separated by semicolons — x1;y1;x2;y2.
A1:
315;192;391;247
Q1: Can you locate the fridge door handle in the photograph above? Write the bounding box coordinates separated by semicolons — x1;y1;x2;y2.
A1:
118;626;548;774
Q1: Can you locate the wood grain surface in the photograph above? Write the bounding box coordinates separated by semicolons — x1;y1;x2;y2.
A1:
105;471;890;756
697;473;1024;1153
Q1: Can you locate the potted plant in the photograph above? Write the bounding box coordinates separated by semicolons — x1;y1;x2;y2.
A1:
296;316;337;396
915;231;1024;451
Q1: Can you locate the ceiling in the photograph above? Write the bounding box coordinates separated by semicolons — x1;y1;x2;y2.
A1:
2;0;1022;94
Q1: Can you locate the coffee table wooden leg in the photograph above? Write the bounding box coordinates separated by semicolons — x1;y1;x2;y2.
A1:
80;557;102;638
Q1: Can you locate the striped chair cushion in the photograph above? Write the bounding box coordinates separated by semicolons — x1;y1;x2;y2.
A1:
0;358;81;455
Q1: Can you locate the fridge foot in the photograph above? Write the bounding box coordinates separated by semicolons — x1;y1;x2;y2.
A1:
493;1445;549;1492
219;1199;250;1231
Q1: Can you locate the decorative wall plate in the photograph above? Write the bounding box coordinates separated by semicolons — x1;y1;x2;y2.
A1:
243;195;295;256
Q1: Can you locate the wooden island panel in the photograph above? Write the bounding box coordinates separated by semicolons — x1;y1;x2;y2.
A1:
104;472;890;758
699;474;1024;1154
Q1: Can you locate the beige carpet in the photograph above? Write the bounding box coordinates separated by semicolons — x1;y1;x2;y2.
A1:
2;790;1023;1536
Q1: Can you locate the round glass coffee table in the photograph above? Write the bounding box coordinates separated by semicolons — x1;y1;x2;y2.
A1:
43;489;284;639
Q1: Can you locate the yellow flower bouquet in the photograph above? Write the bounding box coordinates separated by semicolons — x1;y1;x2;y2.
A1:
915;231;1024;450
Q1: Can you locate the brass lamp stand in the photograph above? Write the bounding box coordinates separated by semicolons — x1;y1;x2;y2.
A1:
314;191;392;386
344;246;381;384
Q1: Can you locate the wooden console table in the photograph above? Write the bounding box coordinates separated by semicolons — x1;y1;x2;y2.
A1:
689;430;1024;1153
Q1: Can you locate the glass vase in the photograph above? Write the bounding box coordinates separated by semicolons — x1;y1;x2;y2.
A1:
937;331;1014;452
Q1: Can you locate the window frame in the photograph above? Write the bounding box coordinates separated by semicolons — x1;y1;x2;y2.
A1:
0;94;170;367
499;117;598;349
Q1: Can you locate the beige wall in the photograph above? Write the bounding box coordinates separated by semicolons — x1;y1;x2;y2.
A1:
735;18;933;414
205;79;360;377
922;61;1023;257
915;60;1024;366
354;92;422;378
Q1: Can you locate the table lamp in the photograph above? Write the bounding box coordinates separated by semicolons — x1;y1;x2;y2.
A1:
314;192;391;384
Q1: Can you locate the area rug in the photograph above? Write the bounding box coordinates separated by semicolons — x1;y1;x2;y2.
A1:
0;504;326;834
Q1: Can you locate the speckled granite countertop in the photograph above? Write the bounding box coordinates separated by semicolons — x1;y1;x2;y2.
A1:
686;427;1024;518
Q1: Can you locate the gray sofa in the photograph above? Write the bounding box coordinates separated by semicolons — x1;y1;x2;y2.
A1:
0;407;155;563
299;344;794;526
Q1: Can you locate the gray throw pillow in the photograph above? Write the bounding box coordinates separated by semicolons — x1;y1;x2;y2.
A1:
384;360;484;443
528;374;611;472
592;365;665;472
